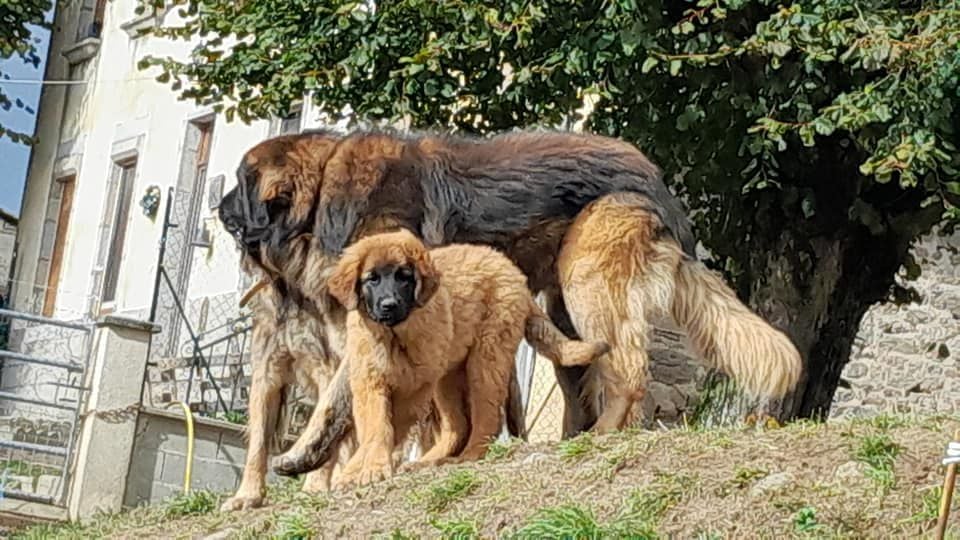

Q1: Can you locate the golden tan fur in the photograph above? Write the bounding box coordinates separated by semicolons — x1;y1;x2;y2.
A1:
557;192;803;432
326;230;608;487
219;129;804;472
220;269;353;511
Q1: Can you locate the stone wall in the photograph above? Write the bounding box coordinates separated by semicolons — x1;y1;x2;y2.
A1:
830;229;960;419
124;408;254;506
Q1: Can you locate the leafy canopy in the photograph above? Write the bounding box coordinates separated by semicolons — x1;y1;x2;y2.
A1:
0;0;52;143
141;0;960;282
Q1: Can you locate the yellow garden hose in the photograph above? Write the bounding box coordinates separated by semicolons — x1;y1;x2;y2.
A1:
166;401;195;494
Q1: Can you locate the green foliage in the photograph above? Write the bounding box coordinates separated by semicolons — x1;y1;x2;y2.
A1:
429;517;480;540
904;485;944;525
411;470;481;513
622;472;693;524
854;433;903;489
141;0;960;411
0;0;52;144
510;503;658;540
164;489;219;517
141;1;960;243
792;506;821;534
484;436;524;461
557;431;598;459
270;510;316;540
215;410;249;425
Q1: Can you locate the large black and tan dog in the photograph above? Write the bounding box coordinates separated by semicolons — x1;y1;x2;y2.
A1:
218;128;803;479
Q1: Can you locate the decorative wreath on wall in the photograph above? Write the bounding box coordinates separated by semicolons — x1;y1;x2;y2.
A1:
140;185;161;219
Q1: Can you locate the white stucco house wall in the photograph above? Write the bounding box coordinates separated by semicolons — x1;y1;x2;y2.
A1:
4;0;331;424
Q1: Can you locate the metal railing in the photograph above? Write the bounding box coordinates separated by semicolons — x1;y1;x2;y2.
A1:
0;307;92;506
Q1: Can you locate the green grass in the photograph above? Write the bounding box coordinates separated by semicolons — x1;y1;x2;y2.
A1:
215;410;249;425
484;437;524;461
903;485;945;526
622;472;693;524
269;509;315;540
792;506;820;534
164;489;220;517
508;473;690;539
868;413;909;431
557;432;598;460
0;459;60;479
510;502;659;540
411;470;481;513
430;517;480;539
732;467;767;489
510;504;606;539
854;433;902;489
10;522;85;540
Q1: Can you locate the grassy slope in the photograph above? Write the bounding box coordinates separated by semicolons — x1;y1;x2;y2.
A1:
11;414;960;539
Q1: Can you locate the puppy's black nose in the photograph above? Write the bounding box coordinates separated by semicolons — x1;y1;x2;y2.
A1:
378;297;399;312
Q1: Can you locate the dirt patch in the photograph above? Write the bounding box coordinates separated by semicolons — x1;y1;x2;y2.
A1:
10;414;960;539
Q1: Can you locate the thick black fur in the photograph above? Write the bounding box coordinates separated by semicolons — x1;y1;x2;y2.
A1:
219;129;696;475
311;131;696;263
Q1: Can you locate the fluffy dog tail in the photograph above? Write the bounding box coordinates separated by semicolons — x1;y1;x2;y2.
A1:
524;300;610;367
671;257;802;399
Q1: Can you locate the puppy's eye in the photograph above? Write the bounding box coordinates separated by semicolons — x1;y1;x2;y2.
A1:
362;272;380;285
395;267;414;281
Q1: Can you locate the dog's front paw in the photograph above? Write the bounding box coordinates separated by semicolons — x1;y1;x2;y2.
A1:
220;492;264;512
398;460;437;474
356;461;393;487
301;471;331;494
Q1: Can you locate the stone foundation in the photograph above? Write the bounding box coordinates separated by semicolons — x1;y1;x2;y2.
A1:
830;229;960;419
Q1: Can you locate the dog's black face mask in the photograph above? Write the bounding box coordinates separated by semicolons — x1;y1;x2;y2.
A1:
219;160;311;268
359;264;417;327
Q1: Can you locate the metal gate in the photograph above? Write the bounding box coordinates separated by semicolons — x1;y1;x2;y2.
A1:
0;307;92;506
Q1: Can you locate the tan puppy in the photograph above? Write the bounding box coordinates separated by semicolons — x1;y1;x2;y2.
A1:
326;229;609;487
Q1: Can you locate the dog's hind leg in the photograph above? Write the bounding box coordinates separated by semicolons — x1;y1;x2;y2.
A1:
558;193;675;435
541;288;598;438
409;370;468;467
559;268;650;435
221;325;290;511
453;332;521;463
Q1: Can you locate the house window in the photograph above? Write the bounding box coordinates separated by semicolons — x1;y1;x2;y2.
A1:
188;120;215;247
76;0;108;41
100;160;137;305
33;176;76;317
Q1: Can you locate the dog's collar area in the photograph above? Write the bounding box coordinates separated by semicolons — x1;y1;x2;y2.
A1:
239;278;272;308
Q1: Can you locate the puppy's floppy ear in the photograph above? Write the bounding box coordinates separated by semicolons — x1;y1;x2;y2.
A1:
409;241;440;307
327;249;363;310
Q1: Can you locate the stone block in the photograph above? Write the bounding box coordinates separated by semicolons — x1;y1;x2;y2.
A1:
842;360;869;380
216;432;247;467
123;449;163;508
159;452;189;487
147;481;182;505
179;458;241;492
